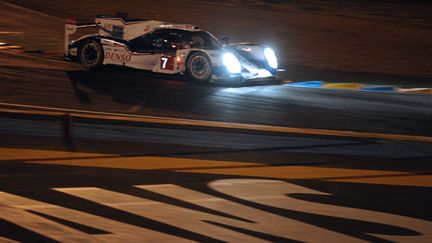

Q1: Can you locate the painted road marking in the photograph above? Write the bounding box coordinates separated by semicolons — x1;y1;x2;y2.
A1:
57;184;363;242
362;86;396;92
177;165;432;188
0;31;23;34
1;102;432;143
323;83;365;90
2;180;431;242
0;236;18;243
329;174;432;187
2;147;431;188
0;192;191;242
209;179;432;242
0;45;22;50
0;147;261;171
284;80;432;94
286;80;324;87
0;148;107;161
398;88;432;94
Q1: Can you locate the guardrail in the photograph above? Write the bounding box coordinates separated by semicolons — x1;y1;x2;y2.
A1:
0;106;74;138
2;102;432;143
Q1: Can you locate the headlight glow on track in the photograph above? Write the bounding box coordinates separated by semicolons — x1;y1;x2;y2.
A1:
223;52;241;74
263;47;278;69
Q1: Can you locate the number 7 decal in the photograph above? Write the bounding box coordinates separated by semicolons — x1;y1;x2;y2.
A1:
161;56;174;70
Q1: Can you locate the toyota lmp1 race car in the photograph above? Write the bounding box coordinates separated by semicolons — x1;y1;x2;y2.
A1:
64;13;280;83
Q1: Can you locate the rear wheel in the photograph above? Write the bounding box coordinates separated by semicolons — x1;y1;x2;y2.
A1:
186;52;212;82
79;40;103;70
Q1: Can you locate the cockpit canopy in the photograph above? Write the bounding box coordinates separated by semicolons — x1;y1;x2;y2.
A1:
130;29;221;52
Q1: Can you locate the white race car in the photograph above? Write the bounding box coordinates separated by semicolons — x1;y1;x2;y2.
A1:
64;13;280;82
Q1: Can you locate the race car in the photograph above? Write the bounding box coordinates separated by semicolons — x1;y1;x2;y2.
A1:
64;13;280;82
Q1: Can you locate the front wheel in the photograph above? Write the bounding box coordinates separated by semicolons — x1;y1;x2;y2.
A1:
79;40;104;70
186;52;212;82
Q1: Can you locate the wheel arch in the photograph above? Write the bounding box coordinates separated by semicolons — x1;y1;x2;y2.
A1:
78;38;105;70
186;50;211;64
185;51;213;82
71;35;103;51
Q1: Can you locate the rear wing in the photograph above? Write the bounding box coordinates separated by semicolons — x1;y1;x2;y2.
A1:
64;17;99;55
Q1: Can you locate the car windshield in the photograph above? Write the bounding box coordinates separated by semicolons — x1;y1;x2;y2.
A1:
131;29;221;52
186;31;221;49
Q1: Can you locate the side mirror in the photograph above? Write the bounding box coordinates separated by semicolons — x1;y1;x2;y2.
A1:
220;36;231;45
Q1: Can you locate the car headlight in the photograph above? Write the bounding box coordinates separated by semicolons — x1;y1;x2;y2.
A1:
223;52;241;74
263;47;278;69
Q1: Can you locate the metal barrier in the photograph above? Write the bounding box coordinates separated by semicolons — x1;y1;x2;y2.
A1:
1;102;432;143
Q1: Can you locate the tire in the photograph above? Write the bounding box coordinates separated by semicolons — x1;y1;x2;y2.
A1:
79;40;104;70
186;52;212;82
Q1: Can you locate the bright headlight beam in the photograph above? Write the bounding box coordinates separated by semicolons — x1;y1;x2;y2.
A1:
223;52;241;74
263;47;278;69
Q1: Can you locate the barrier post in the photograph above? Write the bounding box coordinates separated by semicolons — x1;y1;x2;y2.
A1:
63;113;72;138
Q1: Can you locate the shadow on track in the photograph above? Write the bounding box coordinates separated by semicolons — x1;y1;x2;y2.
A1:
66;66;281;105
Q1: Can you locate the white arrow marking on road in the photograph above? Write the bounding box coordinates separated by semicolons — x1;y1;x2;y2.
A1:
210;179;432;242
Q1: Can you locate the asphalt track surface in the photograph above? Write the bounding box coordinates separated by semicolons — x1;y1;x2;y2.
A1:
1;52;431;136
1;1;432;242
1;48;432;242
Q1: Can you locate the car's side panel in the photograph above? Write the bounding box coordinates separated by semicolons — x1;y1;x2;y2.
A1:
101;43;185;74
96;17;164;41
101;45;156;71
102;45;131;66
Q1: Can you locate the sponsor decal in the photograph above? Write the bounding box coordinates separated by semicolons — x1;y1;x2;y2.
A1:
161;55;175;70
105;52;131;62
102;23;124;38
